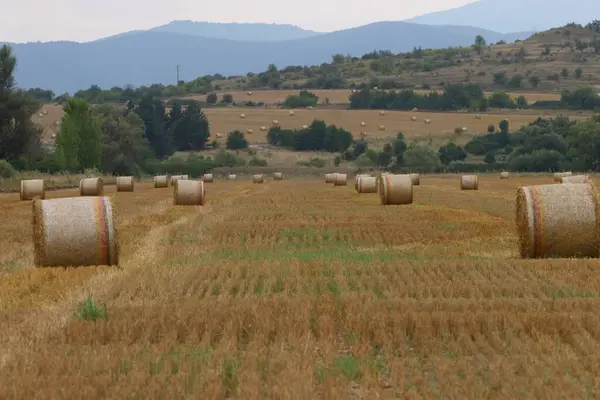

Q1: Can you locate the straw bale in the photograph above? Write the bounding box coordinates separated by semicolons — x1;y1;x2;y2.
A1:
228;174;237;180
273;172;283;180
516;183;600;258
170;175;182;185
32;196;119;267
500;171;510;179
333;173;347;186
354;174;369;191
253;174;264;183
357;176;377;193
409;173;420;185
553;171;572;182
20;179;45;200
79;177;104;196
460;175;479;190
154;175;169;188
116;176;134;192
202;174;214;182
173;180;205;206
380;174;413;205
324;173;335;184
561;174;589;184
182;175;189;180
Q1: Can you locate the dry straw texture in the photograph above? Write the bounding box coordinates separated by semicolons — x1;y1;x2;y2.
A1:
253;174;264;184
79;177;104;196
202;174;214;182
380;174;413;205
173;180;205;206
410;173;420;185
553;171;573;182
357;176;377;193
561;174;589;184
516;183;600;259
461;175;479;190
324;173;335;184
153;175;169;188
32;196;119;267
333;173;348;186
20;179;45;201
500;171;510;179
227;174;237;180
116;176;134;192
273;172;283;180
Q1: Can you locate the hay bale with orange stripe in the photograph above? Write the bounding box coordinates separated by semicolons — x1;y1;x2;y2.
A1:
460;175;479;190
333;173;347;186
80;177;103;196
116;176;134;192
561;174;589;184
32;197;118;267
20;179;45;200
380;174;413;205
154;175;169;188
173;180;205;206
357;176;377;193
516;183;600;258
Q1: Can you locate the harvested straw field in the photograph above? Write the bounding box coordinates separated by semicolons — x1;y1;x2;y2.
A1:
1;174;600;398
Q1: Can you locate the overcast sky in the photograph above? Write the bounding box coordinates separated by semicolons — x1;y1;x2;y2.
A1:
2;0;479;43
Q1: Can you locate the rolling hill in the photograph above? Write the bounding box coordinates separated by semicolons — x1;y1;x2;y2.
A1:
3;21;532;94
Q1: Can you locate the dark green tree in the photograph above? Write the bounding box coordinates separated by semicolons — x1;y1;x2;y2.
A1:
170;101;210;151
226;130;249;150
438;142;467;165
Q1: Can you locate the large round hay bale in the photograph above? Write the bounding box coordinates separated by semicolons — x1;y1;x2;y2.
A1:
500;171;510;179
325;173;335;184
273;172;283;180
460;175;479;190
561;174;589;184
79;178;103;196
357;176;377;193
553;171;572;182
173;180;205;206
154;175;169;188
32;196;118;267
380;174;413;205
354;174;369;191
409;173;420;185
170;175;182;185
116;176;134;192
516;183;600;258
202;174;214;182
20;179;45;201
333;173;347;186
228;174;237;180
253;174;264;183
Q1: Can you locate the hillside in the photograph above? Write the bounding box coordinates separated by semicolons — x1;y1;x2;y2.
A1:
3;22;531;94
405;0;598;33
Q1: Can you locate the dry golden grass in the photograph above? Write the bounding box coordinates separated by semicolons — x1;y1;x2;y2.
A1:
1;174;600;398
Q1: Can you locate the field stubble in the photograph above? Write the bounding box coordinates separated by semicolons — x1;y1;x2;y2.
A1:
1;175;600;398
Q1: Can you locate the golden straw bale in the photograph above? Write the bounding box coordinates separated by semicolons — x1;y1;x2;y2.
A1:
154;175;169;188
116;176;134;192
253;174;264;183
202;174;214;182
324;173;335;184
170;175;182;185
357;176;377;193
380;174;413;205
32;196;119;267
20;179;45;200
273;172;283;180
182;175;189;180
333;173;347;186
354;174;369;191
516;183;600;258
79;177;104;196
500;171;510;179
561;174;589;184
173;180;205;206
409;173;420;185
460;175;479;190
553;171;573;182
228;174;237;180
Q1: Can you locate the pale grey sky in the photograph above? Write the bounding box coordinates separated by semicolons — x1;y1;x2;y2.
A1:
2;0;479;43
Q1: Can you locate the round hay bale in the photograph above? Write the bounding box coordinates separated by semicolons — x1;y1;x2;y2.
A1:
475;114;482;119
333;173;348;186
289;111;294;116
247;128;253;134
357;176;377;193
154;175;169;188
79;178;103;196
20;179;45;201
379;110;385;116
516;183;600;258
354;174;369;191
260;126;267;131
273;172;283;180
247;91;252;96
228;174;237;180
174;180;205;206
181;175;189;180
325;173;335;184
307;106;313;110
32;196;118;267
171;175;186;185
500;171;510;179
378;125;385;131
424;119;431;124
553;171;573;182
202;173;214;182
380;174;413;205
411;116;417;121
272;119;279;125
253;174;264;183
116;176;134;192
412;108;418;112
360;122;366;127
240;113;246;119
302;125;309;129
561;174;589;184
460;175;479;190
409;173;420;185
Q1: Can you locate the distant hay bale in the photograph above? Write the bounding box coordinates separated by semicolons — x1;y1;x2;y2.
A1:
325;173;336;184
360;122;366;127
260;126;267;131
173;180;205;206
307;106;313;109
79;178;103;196
561;174;589;184
20;179;45;201
461;126;468;133
202;173;214;182
357;176;377;193
289;111;294;116
182;175;189;180
475;114;482;119
333;173;348;186
354;174;369;191
32;196;118;267
116;176;134;192
378;125;385;131
379;110;385;116
409;173;420;185
216;133;223;138
302;125;309;129
154;175;169;188
424;118;431;124
553;171;572;182
460;175;479;190
516;183;600;259
171;175;188;185
240;113;246;119
253;174;264;183
247;91;252;96
412;108;418;112
273;172;283;180
272;119;279;125
227;174;237;180
380;174;413;205
247;128;253;134
500;171;510;179
411;116;417;121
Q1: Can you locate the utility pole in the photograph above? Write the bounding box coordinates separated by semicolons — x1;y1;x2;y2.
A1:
176;65;180;85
